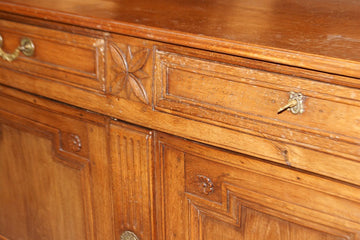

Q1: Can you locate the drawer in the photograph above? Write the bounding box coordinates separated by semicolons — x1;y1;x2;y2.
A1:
157;133;360;240
154;50;360;159
0;19;105;92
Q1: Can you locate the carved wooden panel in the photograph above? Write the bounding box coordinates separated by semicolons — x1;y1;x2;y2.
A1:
0;89;113;240
108;35;153;105
155;133;360;240
110;121;155;240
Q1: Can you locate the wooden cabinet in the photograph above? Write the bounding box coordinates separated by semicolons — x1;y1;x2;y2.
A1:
0;0;360;239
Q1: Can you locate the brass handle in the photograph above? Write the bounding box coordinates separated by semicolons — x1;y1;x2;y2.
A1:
0;34;35;62
278;92;304;114
120;231;139;240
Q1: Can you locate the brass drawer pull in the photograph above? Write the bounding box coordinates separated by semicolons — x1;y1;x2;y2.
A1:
278;92;305;114
0;34;35;62
120;231;139;240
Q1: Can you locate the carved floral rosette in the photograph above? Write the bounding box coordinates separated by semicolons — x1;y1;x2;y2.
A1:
109;43;151;105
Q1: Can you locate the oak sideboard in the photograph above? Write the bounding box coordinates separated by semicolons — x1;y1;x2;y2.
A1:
0;0;360;239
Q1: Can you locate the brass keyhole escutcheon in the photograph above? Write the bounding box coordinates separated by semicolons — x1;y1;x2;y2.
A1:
278;92;305;115
19;37;35;57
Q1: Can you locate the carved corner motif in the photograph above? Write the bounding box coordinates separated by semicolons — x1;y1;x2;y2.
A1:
61;132;82;154
109;43;150;104
197;175;215;195
68;134;82;152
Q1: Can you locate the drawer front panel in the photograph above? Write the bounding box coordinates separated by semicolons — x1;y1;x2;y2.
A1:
155;50;360;157
156;133;360;240
0;20;105;92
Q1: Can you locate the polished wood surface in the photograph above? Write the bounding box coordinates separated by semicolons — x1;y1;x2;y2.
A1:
0;0;360;78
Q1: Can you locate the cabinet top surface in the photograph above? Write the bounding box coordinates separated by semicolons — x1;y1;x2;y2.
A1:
1;0;360;77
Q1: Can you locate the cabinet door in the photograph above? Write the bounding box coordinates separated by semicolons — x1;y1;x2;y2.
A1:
155;133;360;240
0;89;113;240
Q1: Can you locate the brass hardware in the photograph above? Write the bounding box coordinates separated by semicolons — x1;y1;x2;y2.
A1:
120;231;139;240
278;99;298;113
0;34;35;62
278;92;304;114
